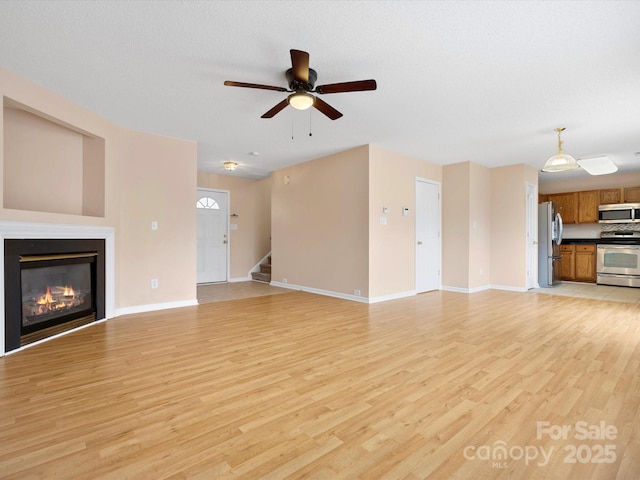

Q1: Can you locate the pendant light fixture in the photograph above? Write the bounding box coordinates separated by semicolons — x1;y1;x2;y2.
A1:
542;127;579;172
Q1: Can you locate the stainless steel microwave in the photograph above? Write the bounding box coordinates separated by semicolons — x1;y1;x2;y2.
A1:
598;203;640;223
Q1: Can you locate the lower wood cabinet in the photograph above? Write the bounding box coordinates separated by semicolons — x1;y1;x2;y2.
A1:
575;245;596;282
560;245;575;280
560;243;596;282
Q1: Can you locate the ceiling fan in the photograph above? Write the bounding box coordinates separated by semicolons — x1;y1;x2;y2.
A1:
224;49;377;120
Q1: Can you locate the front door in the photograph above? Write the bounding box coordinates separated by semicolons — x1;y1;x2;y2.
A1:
197;189;228;284
415;179;441;293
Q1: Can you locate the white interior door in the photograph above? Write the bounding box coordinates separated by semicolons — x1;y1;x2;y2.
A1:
197;189;228;284
526;183;538;289
416;179;441;293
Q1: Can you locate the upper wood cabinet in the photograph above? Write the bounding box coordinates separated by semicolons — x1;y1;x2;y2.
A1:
600;188;622;204
548;192;578;224
598;187;640;204
543;186;640;223
578;190;599;223
623;186;640;203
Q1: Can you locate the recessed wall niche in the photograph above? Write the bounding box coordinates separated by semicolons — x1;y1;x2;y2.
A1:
2;97;105;217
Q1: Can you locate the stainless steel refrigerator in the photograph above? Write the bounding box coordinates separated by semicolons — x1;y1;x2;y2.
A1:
538;202;563;287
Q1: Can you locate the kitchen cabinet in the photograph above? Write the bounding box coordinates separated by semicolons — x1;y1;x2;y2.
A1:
600;188;622;204
623;186;640;203
560;244;575;280
574;244;596;282
578;190;599;223
560;243;596;283
548;193;578;224
539;194;548;203
598;187;640;204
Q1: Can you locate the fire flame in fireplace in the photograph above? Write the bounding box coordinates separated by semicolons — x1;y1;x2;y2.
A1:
34;285;78;314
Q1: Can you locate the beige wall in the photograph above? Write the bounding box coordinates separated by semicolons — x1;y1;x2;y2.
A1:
489;164;538;289
271;146;369;297
442;161;491;291
1;68;119;226
197;172;271;279
0;67;198;310
539;171;640;194
368;145;442;298
117;130;197;308
3;107;84;214
442;162;471;289
468;162;491;289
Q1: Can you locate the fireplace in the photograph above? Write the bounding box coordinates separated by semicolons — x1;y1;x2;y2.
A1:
4;238;105;351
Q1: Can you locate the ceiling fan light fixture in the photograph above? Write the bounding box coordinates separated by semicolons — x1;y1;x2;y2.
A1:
224;161;238;171
287;92;314;110
542;127;579;172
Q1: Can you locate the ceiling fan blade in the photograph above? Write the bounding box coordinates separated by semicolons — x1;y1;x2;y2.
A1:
315;79;377;94
261;99;289;118
224;80;287;92
312;96;343;120
290;49;309;84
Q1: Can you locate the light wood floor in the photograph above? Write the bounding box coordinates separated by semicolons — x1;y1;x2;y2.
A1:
197;281;292;304
1;290;639;479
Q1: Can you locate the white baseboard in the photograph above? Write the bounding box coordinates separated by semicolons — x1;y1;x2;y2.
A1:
229;276;252;283
368;290;416;304
268;281;300;291
114;299;198;317
269;281;369;303
441;285;472;293
270;282;418;304
489;284;529;293
442;284;528;294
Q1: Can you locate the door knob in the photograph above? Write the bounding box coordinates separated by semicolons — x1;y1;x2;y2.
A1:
417;241;423;245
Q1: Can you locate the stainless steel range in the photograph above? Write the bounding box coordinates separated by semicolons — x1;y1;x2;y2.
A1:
597;231;640;287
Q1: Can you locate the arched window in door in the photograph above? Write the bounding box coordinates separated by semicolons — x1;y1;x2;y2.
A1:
197;197;220;209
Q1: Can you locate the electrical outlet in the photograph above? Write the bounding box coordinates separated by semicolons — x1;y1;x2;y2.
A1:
354;289;361;296
151;278;158;289
282;278;287;283
151;221;158;230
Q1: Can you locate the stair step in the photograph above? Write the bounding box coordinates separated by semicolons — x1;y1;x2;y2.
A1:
251;272;271;283
260;263;271;274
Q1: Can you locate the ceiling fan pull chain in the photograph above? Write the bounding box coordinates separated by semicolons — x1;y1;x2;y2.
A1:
309;111;312;137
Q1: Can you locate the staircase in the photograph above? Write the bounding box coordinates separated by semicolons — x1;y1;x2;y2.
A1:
251;256;271;283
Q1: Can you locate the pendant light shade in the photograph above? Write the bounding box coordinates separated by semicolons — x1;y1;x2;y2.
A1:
542;127;579;172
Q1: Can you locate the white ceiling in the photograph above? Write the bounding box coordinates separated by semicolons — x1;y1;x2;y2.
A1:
1;1;639;183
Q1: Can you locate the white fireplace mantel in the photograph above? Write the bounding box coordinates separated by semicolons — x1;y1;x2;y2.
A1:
0;221;115;357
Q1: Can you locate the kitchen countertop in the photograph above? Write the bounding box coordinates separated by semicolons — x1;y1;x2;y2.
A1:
562;238;640;245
